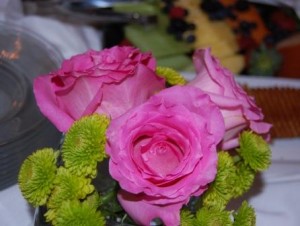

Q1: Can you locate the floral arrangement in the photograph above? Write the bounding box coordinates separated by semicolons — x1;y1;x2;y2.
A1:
18;46;272;226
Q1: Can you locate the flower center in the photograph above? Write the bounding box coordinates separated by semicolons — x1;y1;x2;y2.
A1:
140;139;182;178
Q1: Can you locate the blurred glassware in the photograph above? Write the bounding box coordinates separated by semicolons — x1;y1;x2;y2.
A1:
22;0;157;26
0;21;63;190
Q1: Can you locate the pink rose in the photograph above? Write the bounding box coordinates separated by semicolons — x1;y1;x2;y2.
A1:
34;46;165;132
188;48;272;150
106;86;225;226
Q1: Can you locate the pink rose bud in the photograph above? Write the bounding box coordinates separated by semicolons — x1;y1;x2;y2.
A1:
189;48;272;150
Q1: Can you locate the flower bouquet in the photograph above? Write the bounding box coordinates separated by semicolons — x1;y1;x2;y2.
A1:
18;46;272;226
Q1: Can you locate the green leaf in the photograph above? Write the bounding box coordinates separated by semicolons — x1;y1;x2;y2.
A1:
237;131;271;171
62;114;110;178
156;55;193;73
18;148;58;206
125;25;192;58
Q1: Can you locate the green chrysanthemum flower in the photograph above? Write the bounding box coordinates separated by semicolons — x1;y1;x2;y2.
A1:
18;148;58;206
203;152;237;210
54;200;105;226
233;201;256;226
45;167;94;222
195;207;233;226
156;66;186;85
85;191;102;210
62;114;110;178
47;167;94;210
180;209;197;226
45;208;56;223
237;131;271;171
233;162;255;198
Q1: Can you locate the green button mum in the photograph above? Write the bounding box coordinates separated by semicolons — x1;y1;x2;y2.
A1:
237;131;271;172
54;199;105;226
62;114;110;178
18;148;59;206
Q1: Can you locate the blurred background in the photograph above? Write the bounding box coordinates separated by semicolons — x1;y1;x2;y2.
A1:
2;0;300;77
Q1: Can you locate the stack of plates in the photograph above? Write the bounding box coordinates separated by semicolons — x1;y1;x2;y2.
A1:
0;21;63;190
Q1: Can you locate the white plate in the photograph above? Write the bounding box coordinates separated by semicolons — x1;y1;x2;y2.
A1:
0;21;63;190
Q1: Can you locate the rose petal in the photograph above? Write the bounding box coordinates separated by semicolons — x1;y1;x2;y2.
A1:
118;190;182;226
55;76;104;119
34;76;74;132
96;64;164;119
188;48;272;149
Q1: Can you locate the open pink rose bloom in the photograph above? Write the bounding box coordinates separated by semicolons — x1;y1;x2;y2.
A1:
34;46;165;132
32;46;271;226
106;86;225;225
